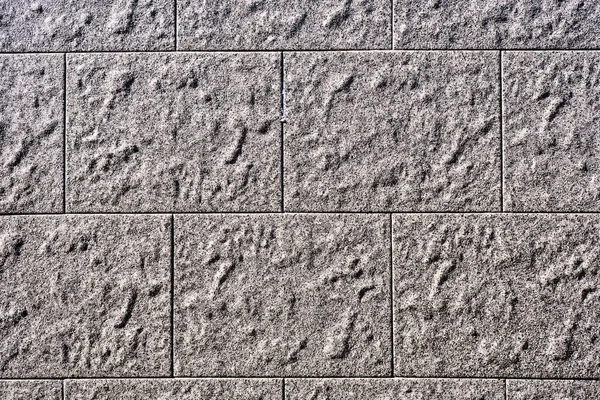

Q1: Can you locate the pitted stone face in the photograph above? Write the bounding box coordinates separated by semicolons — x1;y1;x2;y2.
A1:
0;0;174;51
394;0;600;49
174;213;391;376
0;55;64;213
0;215;171;377
177;0;391;50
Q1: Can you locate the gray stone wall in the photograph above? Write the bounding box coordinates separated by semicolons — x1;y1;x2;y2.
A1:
1;1;599;398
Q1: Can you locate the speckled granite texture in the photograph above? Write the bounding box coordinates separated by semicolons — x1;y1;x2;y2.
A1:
1;1;598;398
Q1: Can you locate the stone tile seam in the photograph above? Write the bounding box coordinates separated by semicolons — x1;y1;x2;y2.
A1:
174;0;178;51
1;377;599;381
5;212;600;216
499;50;504;212
4;49;600;54
389;213;395;377
63;52;67;214
170;214;175;377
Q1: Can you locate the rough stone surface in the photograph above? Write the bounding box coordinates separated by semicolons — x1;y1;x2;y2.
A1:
177;0;391;50
393;214;600;377
286;378;504;399
394;0;600;49
504;51;600;211
284;51;500;212
0;215;171;377
174;214;391;376
67;53;280;212
0;380;61;399
508;379;600;399
0;0;174;51
0;55;63;213
65;379;281;399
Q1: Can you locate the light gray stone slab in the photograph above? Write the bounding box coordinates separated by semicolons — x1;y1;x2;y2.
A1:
65;379;281;399
504;51;600;211
286;378;504;399
0;215;170;377
0;380;61;400
0;55;63;213
284;52;500;212
67;53;280;212
0;0;174;51
393;214;600;377
507;380;600;399
174;214;391;376
177;0;391;50
394;0;600;49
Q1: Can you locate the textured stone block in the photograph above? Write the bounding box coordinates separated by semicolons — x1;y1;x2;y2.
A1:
67;53;280;212
504;52;600;211
0;0;174;51
0;215;170;377
394;0;600;49
393;214;600;377
174;214;391;376
0;55;63;213
65;379;281;399
284;52;500;212
177;0;391;50
286;378;504;399
0;380;61;400
508;380;600;399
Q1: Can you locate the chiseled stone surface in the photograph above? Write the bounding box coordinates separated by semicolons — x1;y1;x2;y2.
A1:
508;380;600;399
504;52;600;211
0;380;61;400
284;52;500;212
67;53;280;212
0;55;63;213
0;0;174;51
286;378;504;399
394;0;600;49
0;215;170;377
393;214;600;377
65;379;281;399
177;0;391;50
174;214;391;376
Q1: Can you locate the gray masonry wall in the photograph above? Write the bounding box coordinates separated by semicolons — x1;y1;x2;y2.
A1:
0;1;599;399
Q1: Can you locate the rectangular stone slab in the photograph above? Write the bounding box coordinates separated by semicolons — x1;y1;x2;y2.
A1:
394;0;600;49
65;379;281;399
66;53;280;212
503;51;600;211
174;214;391;376
177;0;391;50
0;380;61;400
0;0;174;51
284;51;500;212
507;379;600;399
393;214;600;377
0;55;63;213
0;215;171;377
285;378;504;399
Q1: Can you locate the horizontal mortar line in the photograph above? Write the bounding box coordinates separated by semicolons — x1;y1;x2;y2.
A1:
1;376;598;381
3;211;600;217
1;48;600;55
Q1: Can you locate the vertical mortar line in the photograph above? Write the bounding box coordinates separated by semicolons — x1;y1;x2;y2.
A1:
280;52;285;212
170;213;175;376
174;0;178;50
499;50;504;212
389;212;394;376
63;53;67;213
61;379;65;400
282;378;286;400
504;379;507;400
390;0;394;49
